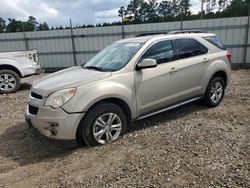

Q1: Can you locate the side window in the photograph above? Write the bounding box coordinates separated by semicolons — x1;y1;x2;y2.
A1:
173;39;208;59
203;36;226;50
141;40;174;64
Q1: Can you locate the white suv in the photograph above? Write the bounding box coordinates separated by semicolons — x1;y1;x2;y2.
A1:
0;49;42;94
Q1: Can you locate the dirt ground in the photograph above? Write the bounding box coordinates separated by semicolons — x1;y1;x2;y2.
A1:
0;70;249;188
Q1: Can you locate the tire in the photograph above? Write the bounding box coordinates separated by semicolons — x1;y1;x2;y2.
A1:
77;102;128;147
202;76;225;107
0;69;21;94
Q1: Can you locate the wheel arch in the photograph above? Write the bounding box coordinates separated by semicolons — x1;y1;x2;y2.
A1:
0;64;22;78
80;97;132;126
209;70;228;86
75;97;132;145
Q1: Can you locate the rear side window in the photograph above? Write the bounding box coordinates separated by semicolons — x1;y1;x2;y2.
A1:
173;38;208;59
141;40;174;64
204;36;226;50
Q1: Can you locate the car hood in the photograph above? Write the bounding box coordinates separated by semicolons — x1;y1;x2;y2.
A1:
32;66;111;97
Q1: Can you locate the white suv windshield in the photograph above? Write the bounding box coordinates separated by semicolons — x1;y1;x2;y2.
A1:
83;42;143;71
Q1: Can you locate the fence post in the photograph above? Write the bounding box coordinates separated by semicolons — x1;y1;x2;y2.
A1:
243;4;250;68
22;23;28;50
121;23;125;39
180;1;184;30
70;19;77;66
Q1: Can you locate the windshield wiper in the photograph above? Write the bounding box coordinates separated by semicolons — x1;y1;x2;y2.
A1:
83;65;105;72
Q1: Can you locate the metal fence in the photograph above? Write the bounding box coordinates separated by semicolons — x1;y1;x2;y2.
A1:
0;16;249;70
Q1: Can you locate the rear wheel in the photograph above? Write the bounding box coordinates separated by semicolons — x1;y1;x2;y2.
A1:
203;77;225;107
0;69;21;94
77;102;127;147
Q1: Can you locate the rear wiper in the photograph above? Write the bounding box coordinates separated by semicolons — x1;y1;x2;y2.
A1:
83;66;105;71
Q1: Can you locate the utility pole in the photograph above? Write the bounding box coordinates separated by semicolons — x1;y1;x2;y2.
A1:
22;22;28;50
70;19;77;66
201;0;204;20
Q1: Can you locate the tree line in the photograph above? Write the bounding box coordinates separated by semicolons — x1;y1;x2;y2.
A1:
0;0;249;33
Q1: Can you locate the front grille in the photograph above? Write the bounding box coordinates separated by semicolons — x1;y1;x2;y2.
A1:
31;92;43;100
28;105;39;115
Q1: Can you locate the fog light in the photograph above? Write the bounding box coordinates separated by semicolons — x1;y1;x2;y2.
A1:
44;123;58;136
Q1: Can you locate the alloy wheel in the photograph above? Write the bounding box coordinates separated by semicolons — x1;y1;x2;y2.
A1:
210;81;223;103
0;73;17;92
93;113;122;145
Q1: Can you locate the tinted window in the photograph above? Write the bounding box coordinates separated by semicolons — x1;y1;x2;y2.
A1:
141;40;174;64
173;39;208;59
204;36;226;50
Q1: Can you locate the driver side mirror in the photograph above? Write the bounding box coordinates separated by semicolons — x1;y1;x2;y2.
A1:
137;59;157;70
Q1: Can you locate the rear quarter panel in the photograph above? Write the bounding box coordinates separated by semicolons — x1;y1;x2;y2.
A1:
202;51;231;93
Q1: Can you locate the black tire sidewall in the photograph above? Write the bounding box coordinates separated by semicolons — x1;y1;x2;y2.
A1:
77;102;127;147
0;69;21;94
204;77;225;107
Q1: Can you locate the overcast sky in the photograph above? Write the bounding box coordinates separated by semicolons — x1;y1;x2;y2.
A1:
0;0;201;27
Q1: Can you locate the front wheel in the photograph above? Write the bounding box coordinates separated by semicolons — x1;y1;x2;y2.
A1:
0;69;21;94
77;102;127;147
202;77;225;107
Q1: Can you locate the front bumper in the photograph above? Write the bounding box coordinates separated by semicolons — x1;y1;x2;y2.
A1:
25;106;84;140
35;68;45;75
22;64;44;77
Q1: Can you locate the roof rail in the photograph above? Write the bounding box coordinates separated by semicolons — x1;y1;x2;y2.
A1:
135;32;167;37
168;30;208;34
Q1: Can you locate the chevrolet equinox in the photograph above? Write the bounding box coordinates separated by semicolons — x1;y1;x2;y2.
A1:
25;31;231;146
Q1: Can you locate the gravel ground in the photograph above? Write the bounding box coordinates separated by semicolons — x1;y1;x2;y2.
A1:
0;70;249;188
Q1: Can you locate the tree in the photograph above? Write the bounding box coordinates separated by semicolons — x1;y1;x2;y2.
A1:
37;22;49;31
221;0;250;17
0;17;6;33
217;0;231;11
23;16;38;31
5;18;23;32
126;0;149;23
158;0;180;20
146;0;159;22
180;0;191;16
118;6;126;21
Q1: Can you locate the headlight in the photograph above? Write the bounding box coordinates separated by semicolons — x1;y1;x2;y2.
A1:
45;88;76;108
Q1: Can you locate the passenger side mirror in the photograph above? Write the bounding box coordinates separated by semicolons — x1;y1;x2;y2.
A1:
137;59;157;70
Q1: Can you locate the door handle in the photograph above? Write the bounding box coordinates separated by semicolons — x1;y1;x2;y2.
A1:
203;58;210;63
169;67;178;73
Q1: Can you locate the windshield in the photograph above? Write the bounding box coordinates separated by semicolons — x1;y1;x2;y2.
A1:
83;42;143;71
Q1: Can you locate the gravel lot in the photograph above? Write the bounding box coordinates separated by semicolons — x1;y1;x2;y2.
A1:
0;70;249;188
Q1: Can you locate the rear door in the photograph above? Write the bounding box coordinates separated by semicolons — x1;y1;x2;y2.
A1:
173;38;210;99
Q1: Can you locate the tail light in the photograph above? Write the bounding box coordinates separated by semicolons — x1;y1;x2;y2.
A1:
226;51;231;63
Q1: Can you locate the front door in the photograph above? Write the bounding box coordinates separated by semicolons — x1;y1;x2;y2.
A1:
134;40;181;117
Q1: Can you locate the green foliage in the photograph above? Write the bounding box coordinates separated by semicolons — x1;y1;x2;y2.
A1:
0;17;6;33
124;0;191;23
221;0;250;17
38;22;49;31
0;0;249;33
146;0;160;23
23;16;38;31
126;0;150;23
5;19;23;33
2;16;50;32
